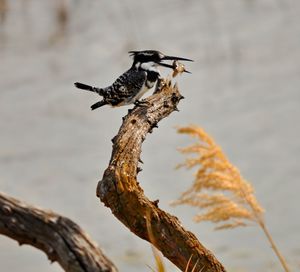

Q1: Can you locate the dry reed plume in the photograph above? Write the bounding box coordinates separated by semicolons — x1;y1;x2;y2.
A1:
173;125;290;272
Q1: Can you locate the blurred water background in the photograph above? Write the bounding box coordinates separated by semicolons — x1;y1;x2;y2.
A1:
0;0;299;271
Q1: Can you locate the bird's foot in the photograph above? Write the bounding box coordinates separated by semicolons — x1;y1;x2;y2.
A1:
134;100;149;107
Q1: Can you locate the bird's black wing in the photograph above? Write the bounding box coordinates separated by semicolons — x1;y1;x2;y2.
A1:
103;68;147;106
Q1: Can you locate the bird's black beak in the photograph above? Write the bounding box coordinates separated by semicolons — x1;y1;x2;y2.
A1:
161;55;194;62
157;62;192;74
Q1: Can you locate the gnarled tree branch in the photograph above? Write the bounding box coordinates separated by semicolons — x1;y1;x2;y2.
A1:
0;192;117;272
97;80;226;272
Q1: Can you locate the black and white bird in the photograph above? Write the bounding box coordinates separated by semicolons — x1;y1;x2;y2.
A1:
74;50;193;110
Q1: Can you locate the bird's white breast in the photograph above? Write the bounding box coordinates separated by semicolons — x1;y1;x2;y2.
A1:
130;82;150;103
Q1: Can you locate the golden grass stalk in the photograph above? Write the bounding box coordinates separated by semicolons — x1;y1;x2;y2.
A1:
146;211;166;272
173;125;290;272
146;211;201;272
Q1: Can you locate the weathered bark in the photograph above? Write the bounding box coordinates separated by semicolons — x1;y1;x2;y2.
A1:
97;80;226;272
0;192;117;272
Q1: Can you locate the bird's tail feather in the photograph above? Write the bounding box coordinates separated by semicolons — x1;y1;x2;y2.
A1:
74;82;103;95
91;100;108;110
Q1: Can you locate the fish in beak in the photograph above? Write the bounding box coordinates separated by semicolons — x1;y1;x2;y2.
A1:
158;60;192;74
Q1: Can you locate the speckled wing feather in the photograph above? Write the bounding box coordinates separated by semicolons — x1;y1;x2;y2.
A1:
102;67;147;106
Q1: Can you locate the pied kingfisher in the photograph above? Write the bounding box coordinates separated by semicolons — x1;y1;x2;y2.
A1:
74;50;193;110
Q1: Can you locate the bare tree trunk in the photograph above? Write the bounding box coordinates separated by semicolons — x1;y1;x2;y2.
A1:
97;80;226;272
0;192;117;272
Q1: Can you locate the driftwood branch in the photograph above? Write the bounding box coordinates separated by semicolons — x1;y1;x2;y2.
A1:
0;192;117;272
97;80;226;272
